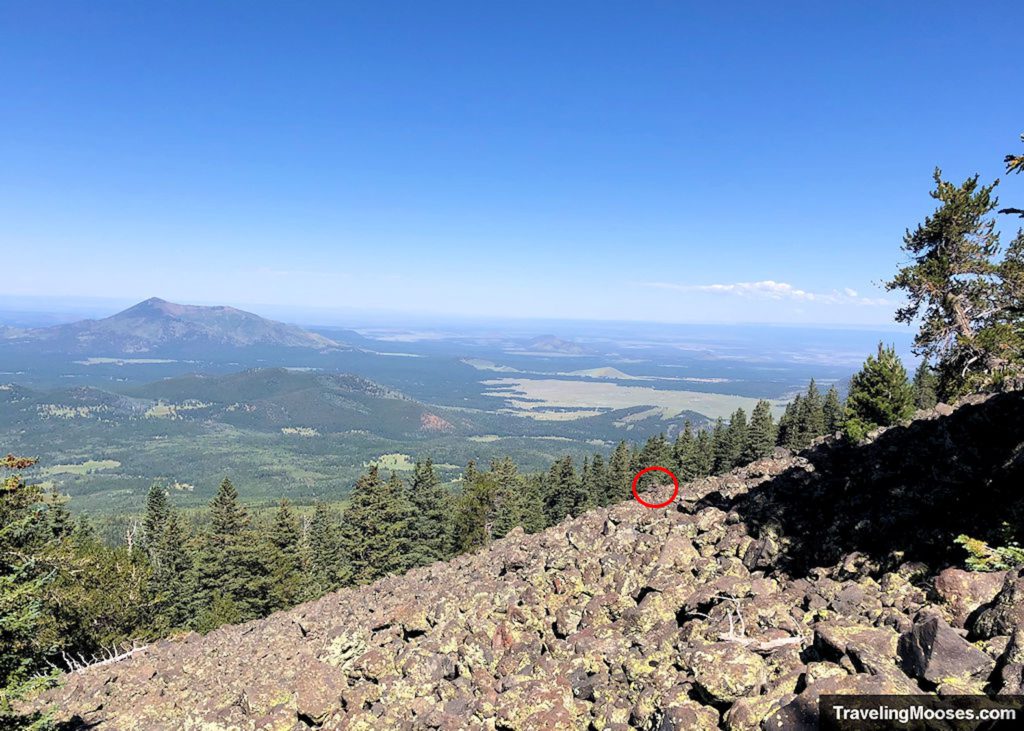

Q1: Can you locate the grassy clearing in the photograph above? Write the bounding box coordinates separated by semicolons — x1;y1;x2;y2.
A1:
39;459;122;476
368;453;416;470
145;401;213;418
281;426;320;437
482;378;786;421
75;357;178;365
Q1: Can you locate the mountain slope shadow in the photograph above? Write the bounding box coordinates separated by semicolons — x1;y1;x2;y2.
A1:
722;391;1024;574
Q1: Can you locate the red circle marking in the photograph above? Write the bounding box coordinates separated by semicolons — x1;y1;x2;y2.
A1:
631;466;679;509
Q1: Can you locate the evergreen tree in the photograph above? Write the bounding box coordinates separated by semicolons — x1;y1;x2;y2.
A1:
305;501;345;595
606;441;632;504
266;499;304;611
210;478;246;536
338;466;411;585
692;429;714;477
844;343;916;441
517;475;548;534
637;434;672;471
588;454;608;508
0;455;51;724
142;483;170;552
150;511;195;631
47;497;74;541
710;418;729;474
405;458;452;566
797;380;825;444
490;456;525;539
196;591;242;633
673;423;697;480
743;400;775;462
722;408;748;471
777;395;802;450
578;457;593;513
74;514;97;541
912;361;939;410
450;471;499;553
44;534;154;660
822;386;844;434
542;456;581;523
387;470;413;571
195;478;271;629
887;169;1024;398
462;460;480;489
629;442;643;474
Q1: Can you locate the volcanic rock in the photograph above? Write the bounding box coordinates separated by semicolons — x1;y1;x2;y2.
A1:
27;391;1024;730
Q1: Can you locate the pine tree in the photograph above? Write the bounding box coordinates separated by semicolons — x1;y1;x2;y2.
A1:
142;483;170;552
710;418;730;474
266;499;304;611
637;434;672;471
588;454;608;508
912;361;939;410
450;471;499;553
387;471;412;568
195;478;271;629
490;456;525;539
542;456;581;523
517;475;548;534
822;386;844;434
47;497;74;541
150;510;195;632
629;442;643;474
887;169;1024;398
743;400;775;462
844;343;916;441
606;441;632;504
141;484;179;628
462;460;480;489
405;458;452;567
797;380;825;444
722;408;748;471
196;591;242;633
210;478;246;536
673;423;697;481
305;501;345;595
0;455;51;722
578;457;594;514
74;514;97;541
45;531;154;662
692;429;714;477
777;395;803;450
338;466;411;585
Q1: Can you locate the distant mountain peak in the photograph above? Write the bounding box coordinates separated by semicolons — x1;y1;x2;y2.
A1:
120;297;242;316
523;334;590;355
8;298;345;354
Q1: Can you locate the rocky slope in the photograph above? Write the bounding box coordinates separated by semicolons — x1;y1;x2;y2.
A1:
35;392;1024;730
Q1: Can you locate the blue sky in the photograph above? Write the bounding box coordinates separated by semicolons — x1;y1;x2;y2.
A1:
1;1;1021;326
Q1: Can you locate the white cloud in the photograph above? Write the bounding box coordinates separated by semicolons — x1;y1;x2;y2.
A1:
640;280;890;306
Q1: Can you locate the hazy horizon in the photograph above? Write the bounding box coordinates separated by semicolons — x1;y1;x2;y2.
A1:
0;292;914;332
